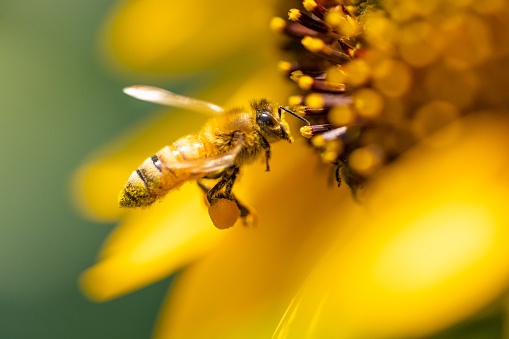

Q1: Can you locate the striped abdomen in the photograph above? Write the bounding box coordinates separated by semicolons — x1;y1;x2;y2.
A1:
119;134;210;208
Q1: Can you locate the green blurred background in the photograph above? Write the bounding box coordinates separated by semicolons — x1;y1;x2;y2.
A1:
0;1;173;337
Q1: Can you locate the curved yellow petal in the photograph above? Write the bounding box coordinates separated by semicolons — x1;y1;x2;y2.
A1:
281;115;509;338
153;140;362;338
80;183;222;301
100;0;275;74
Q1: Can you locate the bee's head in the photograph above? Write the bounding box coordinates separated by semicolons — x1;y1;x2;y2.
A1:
253;99;310;144
253;99;294;143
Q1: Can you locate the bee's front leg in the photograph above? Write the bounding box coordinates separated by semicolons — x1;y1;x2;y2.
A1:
256;132;271;172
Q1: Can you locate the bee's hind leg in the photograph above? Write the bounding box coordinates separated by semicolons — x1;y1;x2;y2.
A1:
202;165;239;204
197;166;256;227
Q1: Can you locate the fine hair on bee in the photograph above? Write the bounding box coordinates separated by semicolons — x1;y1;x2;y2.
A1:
118;86;308;229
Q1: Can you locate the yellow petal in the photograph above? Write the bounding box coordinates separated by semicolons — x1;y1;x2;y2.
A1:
80;183;222;301
100;0;275;74
154;141;361;338
282;115;509;338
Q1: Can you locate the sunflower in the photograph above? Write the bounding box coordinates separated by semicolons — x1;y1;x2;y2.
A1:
76;0;509;338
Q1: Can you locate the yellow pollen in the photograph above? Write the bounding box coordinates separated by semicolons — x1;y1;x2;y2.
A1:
326;66;347;84
278;60;293;73
349;146;382;176
303;0;317;12
311;135;325;148
288;9;302;21
288;95;303;107
321;151;337;163
305;93;324;109
329;105;356;125
298;76;314;90
270;17;287;32
353;88;384;118
300;126;313;138
301;36;325;53
322;140;344;163
290;70;304;82
208;198;240;229
296;106;306;116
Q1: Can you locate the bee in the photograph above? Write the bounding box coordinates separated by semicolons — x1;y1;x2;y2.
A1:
119;86;308;229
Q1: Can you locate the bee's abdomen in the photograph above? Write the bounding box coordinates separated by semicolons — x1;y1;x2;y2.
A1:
119;134;209;208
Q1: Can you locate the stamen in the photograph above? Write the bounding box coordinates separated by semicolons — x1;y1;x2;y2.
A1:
298;75;314;90
288;95;304;107
278;21;321;38
305;93;352;109
325;10;361;37
302;77;346;93
302;0;328;20
270;17;287;32
303;107;327;115
289;101;328;117
278;61;298;74
320;139;345;163
289;9;329;33
302;0;317;12
301;36;350;64
300;124;335;138
313;126;348;145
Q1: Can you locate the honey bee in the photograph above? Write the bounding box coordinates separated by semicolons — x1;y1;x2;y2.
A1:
119;85;308;229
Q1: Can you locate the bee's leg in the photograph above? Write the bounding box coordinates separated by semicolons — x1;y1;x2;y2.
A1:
197;179;213;195
206;165;239;204
197;170;225;198
335;163;342;187
256;132;271;172
209;166;256;224
199;166;255;228
202;171;224;180
199;179;250;215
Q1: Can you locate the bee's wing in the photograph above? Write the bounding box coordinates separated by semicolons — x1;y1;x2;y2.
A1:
124;85;225;115
161;134;245;174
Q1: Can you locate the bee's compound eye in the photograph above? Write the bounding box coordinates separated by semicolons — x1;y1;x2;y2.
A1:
258;113;277;127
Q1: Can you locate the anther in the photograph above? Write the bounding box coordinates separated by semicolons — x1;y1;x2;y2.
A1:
301;36;350;64
302;0;328;20
289;9;329;33
300;124;335;138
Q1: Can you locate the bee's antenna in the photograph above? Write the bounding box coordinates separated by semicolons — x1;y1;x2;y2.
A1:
279;106;310;125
